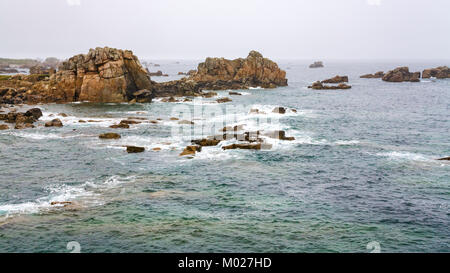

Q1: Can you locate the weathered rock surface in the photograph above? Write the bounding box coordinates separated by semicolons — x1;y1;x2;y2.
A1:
308;81;351;90
188;50;287;90
422;66;449;79
309;61;324;68
360;71;384;78
382;67;421;82
321;75;348;84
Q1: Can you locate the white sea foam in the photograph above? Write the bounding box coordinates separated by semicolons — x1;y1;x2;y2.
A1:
376;151;432;162
4;131;81;140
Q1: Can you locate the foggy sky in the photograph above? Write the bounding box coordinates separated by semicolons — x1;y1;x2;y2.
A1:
1;0;449;60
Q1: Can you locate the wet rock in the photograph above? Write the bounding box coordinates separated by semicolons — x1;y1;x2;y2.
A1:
99;133;121;139
152;147;162;151
133;89;153;103
126;146;145;153
109;122;130;129
309;61;324;68
216;97;232;103
437;157;450;161
382;67;421;82
78;120;86;123
202;91;218;98
272;107;286;114
249;108;265;114
25;108;43;120
321;75;349;84
120;119;141;125
0;124;9;130
14;123;35;129
50;201;73;206
191;139;221;146
229;91;242;96
170;117;179;121
360;71;384;78
180;145;202;156
45;118;63;127
58;113;68;117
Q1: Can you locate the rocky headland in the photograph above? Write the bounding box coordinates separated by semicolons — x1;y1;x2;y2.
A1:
0;48;287;105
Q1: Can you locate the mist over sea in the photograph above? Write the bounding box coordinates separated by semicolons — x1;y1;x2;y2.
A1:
0;60;449;252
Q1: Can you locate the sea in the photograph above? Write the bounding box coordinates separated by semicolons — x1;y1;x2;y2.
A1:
0;60;449;252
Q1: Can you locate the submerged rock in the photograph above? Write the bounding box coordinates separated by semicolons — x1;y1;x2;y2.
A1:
382;67;421;82
126;146;145;153
222;143;272;150
99;133;121;139
229;91;242;96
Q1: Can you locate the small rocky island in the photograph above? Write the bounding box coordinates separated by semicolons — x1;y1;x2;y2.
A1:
0;48;287;104
309;61;324;68
382;67;421;82
308;75;351;90
360;71;384;78
422;66;449;79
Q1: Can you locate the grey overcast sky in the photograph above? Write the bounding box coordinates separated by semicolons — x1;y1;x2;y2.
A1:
1;0;449;60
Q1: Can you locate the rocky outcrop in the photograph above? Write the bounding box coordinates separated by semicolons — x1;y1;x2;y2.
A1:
29;65;56;76
180;145;202;156
422;66;449;79
360;71;384;78
309;61;324;68
188;50;287;90
321;75;348;83
45;118;63;127
382;67;421;82
0;108;43;129
308;81;351;90
0;47;154;104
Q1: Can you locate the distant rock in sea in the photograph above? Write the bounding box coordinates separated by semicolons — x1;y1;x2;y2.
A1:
309;61;324;68
360;71;384;78
382;67;421;82
422;66;449;79
321;75;348;84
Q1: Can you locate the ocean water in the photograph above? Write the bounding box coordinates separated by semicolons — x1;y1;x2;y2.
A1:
0;60;449;253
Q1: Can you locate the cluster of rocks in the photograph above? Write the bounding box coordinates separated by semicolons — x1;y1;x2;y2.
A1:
361;66;449;82
0;108;43;129
308;75;351;90
309;61;324;68
178;70;196;76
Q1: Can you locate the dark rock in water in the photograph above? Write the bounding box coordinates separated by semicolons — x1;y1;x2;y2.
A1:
229;91;242;96
191;139;221;146
0;124;9;130
309;61;324;68
360;71;384;78
180;145;202;156
14;123;34;129
25;108;43;120
45;118;63;127
382;67;421;82
222;143;272;150
126;146;145;153
216;97;232;103
148;70;167;77
308;81;352;90
202;92;218;98
437;157;450;161
133;89;153;103
50;201;73;206
99;133;121;139
422;66;450;79
321;75;348;83
272;107;286;114
58;113;68;117
120;119;141;125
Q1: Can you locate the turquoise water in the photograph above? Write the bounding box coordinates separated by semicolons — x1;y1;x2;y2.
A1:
0;61;449;252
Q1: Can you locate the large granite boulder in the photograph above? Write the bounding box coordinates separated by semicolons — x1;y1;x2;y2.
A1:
382;67;421;82
422;66;449;79
188;50;287;90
